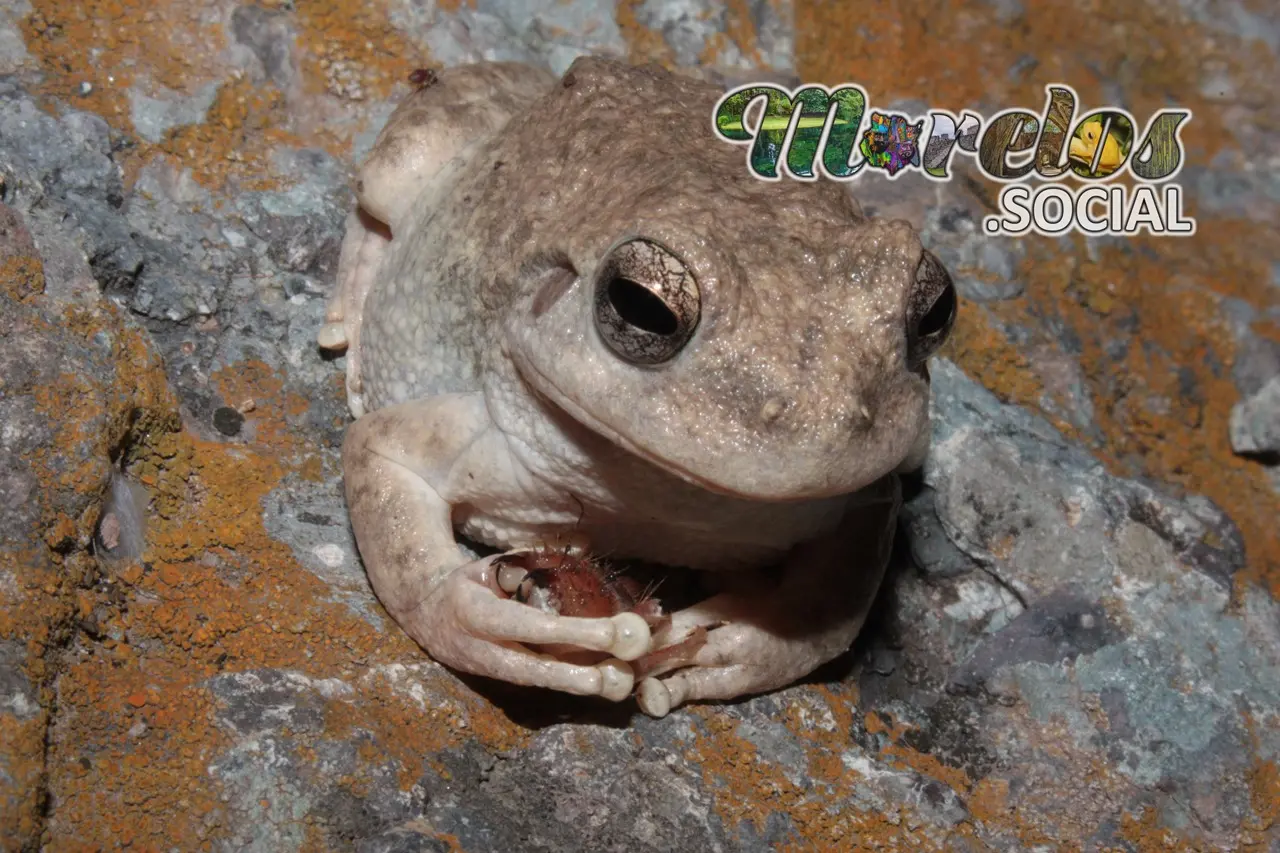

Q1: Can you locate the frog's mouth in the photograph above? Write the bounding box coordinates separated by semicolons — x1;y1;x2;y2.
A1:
517;366;752;499
513;357;899;503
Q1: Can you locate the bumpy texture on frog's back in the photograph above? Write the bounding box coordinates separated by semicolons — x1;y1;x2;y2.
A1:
360;57;932;500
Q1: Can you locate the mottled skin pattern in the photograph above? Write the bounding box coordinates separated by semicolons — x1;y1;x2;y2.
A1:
318;57;956;717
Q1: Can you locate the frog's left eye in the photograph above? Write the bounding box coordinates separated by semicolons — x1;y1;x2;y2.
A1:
593;238;700;366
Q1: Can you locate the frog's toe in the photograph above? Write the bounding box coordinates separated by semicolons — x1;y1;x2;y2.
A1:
633;617;838;717
632;625;709;680
636;664;754;718
402;560;642;700
446;630;635;699
344;350;365;417
458;569;652;661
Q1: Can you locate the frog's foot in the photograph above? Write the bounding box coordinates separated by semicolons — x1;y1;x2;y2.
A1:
631;626;708;680
318;207;389;418
633;480;900;718
404;554;652;701
632;594;859;717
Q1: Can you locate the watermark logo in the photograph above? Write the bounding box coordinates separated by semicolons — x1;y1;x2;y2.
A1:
712;83;1195;237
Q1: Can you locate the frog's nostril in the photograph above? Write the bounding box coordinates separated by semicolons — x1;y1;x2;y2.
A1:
906;249;956;369
530;260;579;318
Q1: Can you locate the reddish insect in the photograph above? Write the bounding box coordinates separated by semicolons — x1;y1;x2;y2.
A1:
494;545;707;681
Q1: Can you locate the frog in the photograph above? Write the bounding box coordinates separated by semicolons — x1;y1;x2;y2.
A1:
317;56;956;718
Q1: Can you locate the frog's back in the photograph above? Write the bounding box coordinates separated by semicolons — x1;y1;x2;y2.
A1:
356;63;556;411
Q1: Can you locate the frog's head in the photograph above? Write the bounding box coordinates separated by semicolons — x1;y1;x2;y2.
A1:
500;57;956;502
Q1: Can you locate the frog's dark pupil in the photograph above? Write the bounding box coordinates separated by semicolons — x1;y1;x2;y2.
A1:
607;277;677;336
917;284;956;338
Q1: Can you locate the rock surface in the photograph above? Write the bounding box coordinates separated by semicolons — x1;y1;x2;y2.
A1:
1231;376;1280;457
0;0;1277;850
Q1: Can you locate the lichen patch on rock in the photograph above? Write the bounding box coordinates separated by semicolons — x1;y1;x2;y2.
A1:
0;0;1277;850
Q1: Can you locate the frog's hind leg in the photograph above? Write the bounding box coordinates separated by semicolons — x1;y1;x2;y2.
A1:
318;62;557;417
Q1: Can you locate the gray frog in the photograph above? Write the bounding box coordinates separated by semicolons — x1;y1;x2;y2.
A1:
317;57;956;717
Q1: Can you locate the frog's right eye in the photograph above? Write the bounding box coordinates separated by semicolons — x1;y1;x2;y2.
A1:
906;248;956;370
593;238;701;366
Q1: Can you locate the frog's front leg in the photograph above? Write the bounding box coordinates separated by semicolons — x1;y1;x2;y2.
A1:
343;394;651;700
634;477;900;718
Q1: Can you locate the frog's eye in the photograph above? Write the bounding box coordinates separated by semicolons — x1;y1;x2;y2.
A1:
593;238;700;366
906;249;956;370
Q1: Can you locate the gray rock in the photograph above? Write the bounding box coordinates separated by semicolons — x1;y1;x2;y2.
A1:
0;640;38;722
1180;150;1280;223
235;148;350;278
129;81;221;145
0;1;29;75
207;669;438;853
391;0;628;76
926;359;1245;593
0;89;351;440
354;827;450;853
210;669;345;737
899;480;978;579
261;470;374;622
1221;296;1280;398
229;4;298;86
428;725;735;852
860;359;1277;845
635;0;794;72
2;12;1277;847
1176;0;1280;55
1229;375;1280;456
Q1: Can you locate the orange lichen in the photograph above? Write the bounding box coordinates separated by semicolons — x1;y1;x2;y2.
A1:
20;0;420;194
22;0;223;125
292;0;429;102
0;254;46;302
616;0;678;68
0;238;181;848
4;0;1277;848
797;0;1270;165
863;710;973;795
155;76;299;193
1245;757;1279;841
1118;806;1205;852
674;685;980;849
0;712;49;850
700;0;766;69
39;351;531;847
